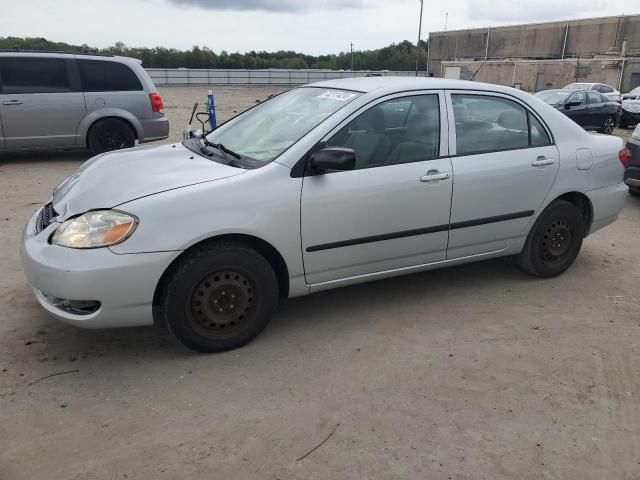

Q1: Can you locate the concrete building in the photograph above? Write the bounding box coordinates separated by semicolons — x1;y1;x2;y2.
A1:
426;14;640;93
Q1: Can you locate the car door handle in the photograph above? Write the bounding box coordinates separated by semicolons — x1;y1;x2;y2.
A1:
2;100;23;106
420;171;450;182
532;157;555;167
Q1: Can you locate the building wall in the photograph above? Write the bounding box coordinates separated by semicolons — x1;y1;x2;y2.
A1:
440;58;640;93
428;14;640;91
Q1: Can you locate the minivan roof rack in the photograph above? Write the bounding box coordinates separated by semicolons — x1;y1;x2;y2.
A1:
0;49;114;57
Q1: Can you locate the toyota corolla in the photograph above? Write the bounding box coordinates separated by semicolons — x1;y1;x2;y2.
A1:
22;77;628;352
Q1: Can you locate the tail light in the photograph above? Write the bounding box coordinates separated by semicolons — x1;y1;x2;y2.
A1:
149;93;164;114
619;148;630;168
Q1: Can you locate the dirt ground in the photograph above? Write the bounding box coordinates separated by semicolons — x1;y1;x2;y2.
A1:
1;86;639;480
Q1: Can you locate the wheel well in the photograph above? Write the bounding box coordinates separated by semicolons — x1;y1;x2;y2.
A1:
86;116;138;147
153;234;290;311
555;192;593;235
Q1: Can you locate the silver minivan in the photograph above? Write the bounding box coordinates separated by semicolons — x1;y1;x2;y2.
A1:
0;51;169;153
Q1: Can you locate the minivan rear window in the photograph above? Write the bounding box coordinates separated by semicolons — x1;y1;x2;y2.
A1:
78;60;143;92
0;58;71;94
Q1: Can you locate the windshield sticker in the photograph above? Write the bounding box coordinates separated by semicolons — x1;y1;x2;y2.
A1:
317;90;358;102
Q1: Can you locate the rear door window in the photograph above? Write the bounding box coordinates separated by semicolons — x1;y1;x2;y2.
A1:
0;58;71;94
452;94;551;155
78;60;143;92
587;92;603;104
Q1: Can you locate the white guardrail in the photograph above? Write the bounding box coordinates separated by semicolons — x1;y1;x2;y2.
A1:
146;68;418;86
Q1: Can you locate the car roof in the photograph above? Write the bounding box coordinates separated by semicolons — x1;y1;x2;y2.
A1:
0;51;141;64
304;76;529;96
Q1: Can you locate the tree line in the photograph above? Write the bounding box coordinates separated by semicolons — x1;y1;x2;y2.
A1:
0;37;428;71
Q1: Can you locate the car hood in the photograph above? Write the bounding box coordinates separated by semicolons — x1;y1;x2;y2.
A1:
52;143;245;219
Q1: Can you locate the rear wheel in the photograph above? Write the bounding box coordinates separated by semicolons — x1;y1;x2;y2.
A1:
160;243;279;353
517;200;585;278
88;118;135;154
600;115;615;135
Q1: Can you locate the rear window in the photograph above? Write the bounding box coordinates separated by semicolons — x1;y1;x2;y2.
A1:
78;60;143;92
588;92;603;104
0;58;71;94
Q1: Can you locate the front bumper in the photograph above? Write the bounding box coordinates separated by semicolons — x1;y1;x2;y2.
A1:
622;109;640;126
139;116;170;143
21;209;179;328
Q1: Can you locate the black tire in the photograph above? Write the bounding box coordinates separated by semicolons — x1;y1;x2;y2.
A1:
629;187;640;197
88;118;135;154
517;200;585;278
159;242;279;353
600;115;615;135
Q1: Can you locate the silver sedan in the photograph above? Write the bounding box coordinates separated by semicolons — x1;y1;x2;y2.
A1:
22;77;629;352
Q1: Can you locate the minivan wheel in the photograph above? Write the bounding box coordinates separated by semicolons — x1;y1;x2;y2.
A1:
88;118;135;154
161;243;279;353
600;115;615;135
517;200;585;278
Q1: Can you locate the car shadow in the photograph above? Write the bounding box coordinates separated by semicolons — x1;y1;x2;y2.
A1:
23;256;526;363
0;149;93;165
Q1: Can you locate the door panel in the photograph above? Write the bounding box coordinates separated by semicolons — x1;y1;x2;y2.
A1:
447;91;560;259
0;57;86;148
0;113;5;149
0;92;86;148
301;159;453;284
301;91;452;285
448;146;559;258
564;91;589;127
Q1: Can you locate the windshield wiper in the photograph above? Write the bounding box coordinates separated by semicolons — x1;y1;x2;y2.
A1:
201;138;241;159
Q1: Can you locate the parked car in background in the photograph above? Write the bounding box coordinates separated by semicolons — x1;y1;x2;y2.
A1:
0;51;169;154
535;89;621;134
624;124;640;196
622;86;640;99
620;93;640;128
563;82;621;102
22;77;628;353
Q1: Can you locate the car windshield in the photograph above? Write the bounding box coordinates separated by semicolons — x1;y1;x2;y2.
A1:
628;86;640;95
564;83;590;90
535;91;572;106
203;87;361;163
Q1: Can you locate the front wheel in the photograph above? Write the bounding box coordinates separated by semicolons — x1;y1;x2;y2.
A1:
600;115;615;135
517;200;585;278
160;243;279;353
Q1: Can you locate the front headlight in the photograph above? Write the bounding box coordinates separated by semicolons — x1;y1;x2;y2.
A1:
51;210;137;249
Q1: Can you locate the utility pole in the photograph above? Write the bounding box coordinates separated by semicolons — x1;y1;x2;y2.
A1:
350;42;354;72
445;12;448;31
415;0;424;76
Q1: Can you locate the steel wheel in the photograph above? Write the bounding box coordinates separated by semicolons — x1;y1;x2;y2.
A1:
517;200;584;278
160;242;279;353
540;218;573;267
188;269;256;339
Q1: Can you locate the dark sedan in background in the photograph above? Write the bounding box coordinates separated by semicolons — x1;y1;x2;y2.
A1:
535;89;621;134
624;124;640;196
620;89;640;129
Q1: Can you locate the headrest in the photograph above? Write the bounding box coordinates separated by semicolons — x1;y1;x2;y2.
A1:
497;110;527;131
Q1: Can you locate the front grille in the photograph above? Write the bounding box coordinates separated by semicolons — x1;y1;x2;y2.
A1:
35;202;58;234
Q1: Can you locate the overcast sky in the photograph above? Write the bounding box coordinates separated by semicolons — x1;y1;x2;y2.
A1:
1;0;637;55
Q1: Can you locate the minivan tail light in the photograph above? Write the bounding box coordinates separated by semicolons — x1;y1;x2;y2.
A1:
619;148;630;168
149;93;164;114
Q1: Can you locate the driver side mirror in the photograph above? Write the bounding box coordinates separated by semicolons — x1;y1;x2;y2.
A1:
309;147;356;172
565;101;581;109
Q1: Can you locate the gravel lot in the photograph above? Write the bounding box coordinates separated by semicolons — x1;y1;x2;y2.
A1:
1;86;639;479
